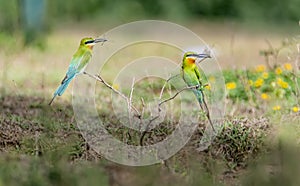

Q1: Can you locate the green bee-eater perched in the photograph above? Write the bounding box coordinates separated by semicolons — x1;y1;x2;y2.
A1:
181;51;215;131
49;37;107;105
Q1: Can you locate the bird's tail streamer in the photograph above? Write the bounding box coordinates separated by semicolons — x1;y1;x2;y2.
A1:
55;74;76;96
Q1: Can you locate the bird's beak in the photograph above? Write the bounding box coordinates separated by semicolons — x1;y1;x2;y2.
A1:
195;53;211;59
94;38;108;43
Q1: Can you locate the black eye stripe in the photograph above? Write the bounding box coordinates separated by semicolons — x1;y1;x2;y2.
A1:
85;40;94;44
186;54;197;57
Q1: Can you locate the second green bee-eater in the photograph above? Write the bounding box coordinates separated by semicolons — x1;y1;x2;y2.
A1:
181;51;215;131
49;37;107;105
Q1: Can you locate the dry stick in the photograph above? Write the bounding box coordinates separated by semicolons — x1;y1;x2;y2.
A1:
158;85;199;108
83;72;141;117
265;39;287;69
159;83;215;132
140;100;162;146
84;71;156;146
128;77;136;124
140;82;217;145
139;114;160;146
264;39;277;69
125;78;136;143
139;97;146;132
140;74;181;146
140;98;145;118
263;39;276;70
159;74;181;100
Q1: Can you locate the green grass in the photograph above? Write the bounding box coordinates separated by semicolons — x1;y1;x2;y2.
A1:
0;92;288;185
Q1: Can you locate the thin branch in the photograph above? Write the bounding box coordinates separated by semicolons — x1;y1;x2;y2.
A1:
141;74;183;146
140;129;148;146
158;85;200;108
264;39;275;70
140;112;161;146
138;97;146;139
159;74;181;100
128;77;135;126
83;71;141;117
83;72;124;99
158;83;215;132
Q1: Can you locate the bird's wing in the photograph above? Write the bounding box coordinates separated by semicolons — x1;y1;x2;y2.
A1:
194;66;202;86
61;52;91;84
77;52;92;72
61;62;77;84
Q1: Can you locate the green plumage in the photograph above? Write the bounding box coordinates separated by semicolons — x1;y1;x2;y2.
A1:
181;51;215;131
49;37;107;105
181;52;204;103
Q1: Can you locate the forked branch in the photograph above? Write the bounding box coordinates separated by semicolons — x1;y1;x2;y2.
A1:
83;71;141;117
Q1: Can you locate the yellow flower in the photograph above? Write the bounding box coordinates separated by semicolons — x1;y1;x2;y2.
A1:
276;78;289;89
262;72;269;79
272;105;281;111
254;78;264;88
280;82;288;89
277;78;283;83
261;93;269;100
275;67;282;75
255;65;266;73
226;82;236;90
283;63;293;71
292;106;299;113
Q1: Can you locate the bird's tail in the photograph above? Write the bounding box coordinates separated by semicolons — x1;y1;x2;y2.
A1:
193;89;204;104
49;74;75;105
193;89;215;132
194;89;208;113
55;75;75;96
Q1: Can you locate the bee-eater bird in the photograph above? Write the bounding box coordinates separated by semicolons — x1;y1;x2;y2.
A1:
181;51;215;131
49;37;107;105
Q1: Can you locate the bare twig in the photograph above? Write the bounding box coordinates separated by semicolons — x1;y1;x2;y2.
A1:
83;71;141;117
159;74;181;100
140;128;149;146
158;83;215;132
266;39;278;67
140;98;145;122
138;97;146;138
159;85;200;108
128;77;136;127
141;74;182;146
139;112;161;146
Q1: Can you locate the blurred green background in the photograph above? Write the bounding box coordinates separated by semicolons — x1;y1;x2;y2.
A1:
1;0;299;45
